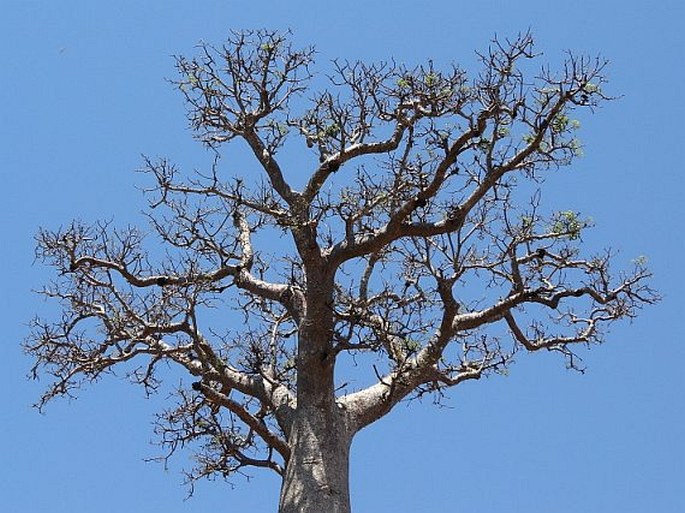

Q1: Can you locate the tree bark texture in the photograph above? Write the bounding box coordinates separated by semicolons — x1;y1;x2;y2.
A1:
279;406;352;513
277;269;354;513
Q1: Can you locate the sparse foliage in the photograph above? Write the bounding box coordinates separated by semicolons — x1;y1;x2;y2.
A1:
26;30;657;513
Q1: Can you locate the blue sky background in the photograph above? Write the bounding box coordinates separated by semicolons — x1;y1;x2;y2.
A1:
2;1;683;511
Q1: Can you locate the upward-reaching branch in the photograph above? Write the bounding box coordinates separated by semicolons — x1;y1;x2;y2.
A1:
174;29;314;208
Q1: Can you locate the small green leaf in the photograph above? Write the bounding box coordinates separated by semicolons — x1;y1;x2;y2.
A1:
477;138;490;152
424;72;439;87
324;123;340;137
583;82;600;93
570;138;584;157
633;255;648;266
520;215;534;229
402;338;422;353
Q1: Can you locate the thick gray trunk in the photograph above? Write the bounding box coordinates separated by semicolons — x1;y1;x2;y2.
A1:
278;407;352;513
278;269;352;512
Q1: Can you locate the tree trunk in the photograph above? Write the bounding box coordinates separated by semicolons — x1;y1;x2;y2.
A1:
278;406;352;513
278;268;352;512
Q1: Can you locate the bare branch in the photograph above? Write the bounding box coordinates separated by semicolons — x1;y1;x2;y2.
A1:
193;381;291;460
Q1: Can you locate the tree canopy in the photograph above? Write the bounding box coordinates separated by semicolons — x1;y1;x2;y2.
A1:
26;30;657;513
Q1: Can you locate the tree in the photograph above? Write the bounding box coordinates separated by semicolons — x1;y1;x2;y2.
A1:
26;30;657;513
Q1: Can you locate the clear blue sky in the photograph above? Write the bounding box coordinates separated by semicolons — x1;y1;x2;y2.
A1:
2;1;683;511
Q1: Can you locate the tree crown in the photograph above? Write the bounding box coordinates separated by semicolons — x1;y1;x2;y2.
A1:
27;29;657;488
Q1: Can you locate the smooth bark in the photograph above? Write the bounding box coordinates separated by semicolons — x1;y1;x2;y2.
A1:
279;405;352;513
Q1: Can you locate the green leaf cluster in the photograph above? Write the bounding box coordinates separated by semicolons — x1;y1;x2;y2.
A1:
583;82;600;94
397;77;411;89
551;210;589;240
317;123;340;139
551;112;580;134
402;338;422;353
569;138;583;157
423;72;439;87
496;126;510;137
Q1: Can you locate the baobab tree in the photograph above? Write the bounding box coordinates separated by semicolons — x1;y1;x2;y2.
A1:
27;30;656;513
